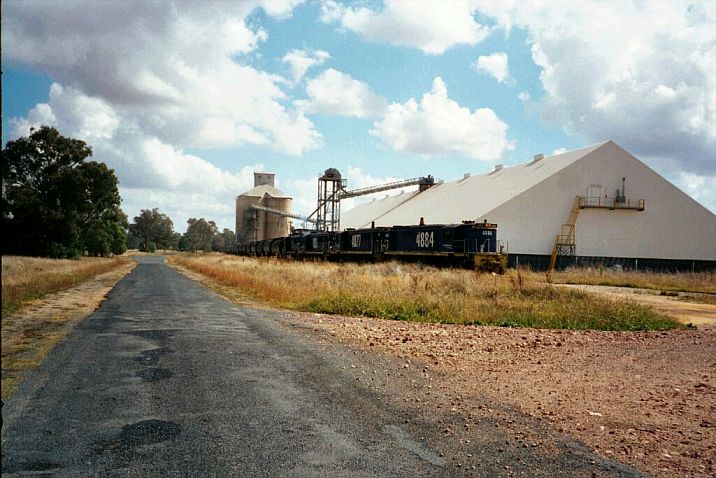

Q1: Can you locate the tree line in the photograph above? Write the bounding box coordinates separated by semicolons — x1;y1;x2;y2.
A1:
2;126;234;258
126;209;235;253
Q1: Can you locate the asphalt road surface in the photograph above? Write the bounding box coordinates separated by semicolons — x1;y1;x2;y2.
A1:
2;256;644;477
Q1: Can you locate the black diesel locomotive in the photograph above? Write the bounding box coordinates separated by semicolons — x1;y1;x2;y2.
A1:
229;219;507;272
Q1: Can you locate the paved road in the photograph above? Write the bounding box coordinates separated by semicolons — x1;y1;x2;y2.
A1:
2;256;644;477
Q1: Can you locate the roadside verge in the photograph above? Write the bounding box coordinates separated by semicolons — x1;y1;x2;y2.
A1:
1;261;136;399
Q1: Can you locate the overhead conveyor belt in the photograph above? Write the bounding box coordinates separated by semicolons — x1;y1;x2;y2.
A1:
248;204;317;224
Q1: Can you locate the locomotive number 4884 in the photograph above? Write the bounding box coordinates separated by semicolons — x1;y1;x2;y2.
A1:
416;231;434;248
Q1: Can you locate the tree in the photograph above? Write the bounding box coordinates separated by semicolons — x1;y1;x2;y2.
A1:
211;228;236;251
75;161;128;256
183;218;218;252
177;233;189;252
2;126;127;257
170;232;182;250
128;208;175;252
211;235;225;251
220;228;236;246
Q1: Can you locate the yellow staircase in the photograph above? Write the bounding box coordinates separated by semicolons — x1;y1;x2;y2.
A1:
547;196;583;279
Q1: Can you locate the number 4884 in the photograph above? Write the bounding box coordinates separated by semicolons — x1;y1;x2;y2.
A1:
416;231;434;248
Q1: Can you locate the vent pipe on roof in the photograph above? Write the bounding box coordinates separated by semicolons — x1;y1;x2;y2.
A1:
533;153;544;162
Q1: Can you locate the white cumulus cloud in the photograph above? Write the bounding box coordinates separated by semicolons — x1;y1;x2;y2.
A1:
282;49;331;83
297;69;388;118
320;0;489;54
472;0;716;178
2;0;319;229
474;52;511;84
284;178;319;221
1;1;319;156
371;77;513;161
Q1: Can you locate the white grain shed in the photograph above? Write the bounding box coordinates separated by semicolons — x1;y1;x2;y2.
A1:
342;141;716;266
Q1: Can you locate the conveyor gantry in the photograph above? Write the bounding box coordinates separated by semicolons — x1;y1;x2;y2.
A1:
340;175;435;199
249;203;317;224
309;171;435;232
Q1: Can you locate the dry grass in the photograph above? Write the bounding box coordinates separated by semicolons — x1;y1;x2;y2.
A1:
2;255;130;317
170;254;682;331
2;328;69;399
1;257;135;399
542;266;716;294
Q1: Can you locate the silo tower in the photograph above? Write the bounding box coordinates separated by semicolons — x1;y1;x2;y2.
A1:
235;172;292;243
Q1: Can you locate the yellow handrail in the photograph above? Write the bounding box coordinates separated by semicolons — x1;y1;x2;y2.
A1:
547;196;583;280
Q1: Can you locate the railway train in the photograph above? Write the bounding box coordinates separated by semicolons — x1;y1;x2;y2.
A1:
227;219;508;273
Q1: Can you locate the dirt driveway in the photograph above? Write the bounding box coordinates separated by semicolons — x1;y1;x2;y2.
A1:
558;284;716;326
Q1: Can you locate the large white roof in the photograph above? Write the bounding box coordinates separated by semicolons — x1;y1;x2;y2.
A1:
342;141;608;229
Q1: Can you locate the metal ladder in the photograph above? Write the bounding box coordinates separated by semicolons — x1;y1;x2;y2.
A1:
547;196;583;279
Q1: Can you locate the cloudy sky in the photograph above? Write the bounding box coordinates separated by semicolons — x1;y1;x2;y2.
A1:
2;0;714;231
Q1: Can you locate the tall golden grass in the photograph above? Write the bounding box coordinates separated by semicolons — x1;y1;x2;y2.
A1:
2;255;130;316
171;254;684;331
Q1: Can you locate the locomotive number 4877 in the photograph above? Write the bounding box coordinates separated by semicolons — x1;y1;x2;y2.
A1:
416;231;434;248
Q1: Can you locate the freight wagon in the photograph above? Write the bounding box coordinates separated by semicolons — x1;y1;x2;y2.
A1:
229;219;507;273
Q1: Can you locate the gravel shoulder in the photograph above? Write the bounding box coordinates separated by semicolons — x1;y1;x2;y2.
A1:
279;312;715;478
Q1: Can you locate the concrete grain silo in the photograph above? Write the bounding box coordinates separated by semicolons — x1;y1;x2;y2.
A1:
235;172;292;243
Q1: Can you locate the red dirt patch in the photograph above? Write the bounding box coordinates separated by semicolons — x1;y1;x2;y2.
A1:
284;312;715;478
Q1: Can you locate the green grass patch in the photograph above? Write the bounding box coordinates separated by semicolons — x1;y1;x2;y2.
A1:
304;292;438;322
302;287;683;331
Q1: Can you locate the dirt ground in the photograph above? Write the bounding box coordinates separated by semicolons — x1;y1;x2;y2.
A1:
279;308;715;478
